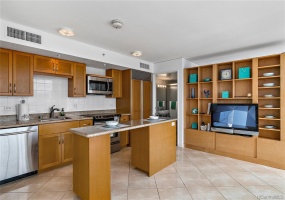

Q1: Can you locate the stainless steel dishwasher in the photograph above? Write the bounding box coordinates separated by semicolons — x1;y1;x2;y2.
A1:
0;125;38;185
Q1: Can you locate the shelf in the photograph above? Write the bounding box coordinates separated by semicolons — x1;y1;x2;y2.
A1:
258;86;280;89
258;64;280;69
257;136;280;141
186;113;199;116
234;97;252;99
186;98;198;100
258;75;280;79
259;127;280;131
217;98;235;100
199;98;213;100
259;118;280;121
259;108;280;110
234;78;252;81
200;114;211;117
217;79;233;82
199;81;213;84
258;97;280;99
187;82;198;85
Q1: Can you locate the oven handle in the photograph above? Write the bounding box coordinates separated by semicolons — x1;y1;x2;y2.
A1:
107;80;110;92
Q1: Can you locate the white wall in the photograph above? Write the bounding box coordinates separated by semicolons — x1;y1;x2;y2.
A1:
0;19;154;72
0;67;116;116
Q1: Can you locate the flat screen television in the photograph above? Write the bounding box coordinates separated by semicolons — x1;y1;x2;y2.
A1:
210;103;259;136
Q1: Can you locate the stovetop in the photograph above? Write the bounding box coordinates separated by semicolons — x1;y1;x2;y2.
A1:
81;113;120;120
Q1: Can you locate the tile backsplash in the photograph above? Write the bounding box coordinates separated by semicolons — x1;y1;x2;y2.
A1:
0;75;116;116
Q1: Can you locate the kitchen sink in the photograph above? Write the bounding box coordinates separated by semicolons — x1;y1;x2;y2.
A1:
40;116;72;122
157;110;170;116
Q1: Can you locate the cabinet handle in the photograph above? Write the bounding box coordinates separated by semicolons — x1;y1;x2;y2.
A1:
58;136;61;144
53;63;56;71
9;83;12;93
14;84;16;93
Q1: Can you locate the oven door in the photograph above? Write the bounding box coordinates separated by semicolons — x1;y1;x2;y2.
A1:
87;76;113;95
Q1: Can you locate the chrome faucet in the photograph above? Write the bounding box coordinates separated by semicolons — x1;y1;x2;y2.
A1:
50;105;60;118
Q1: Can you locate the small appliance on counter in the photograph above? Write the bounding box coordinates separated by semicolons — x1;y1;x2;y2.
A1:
16;100;29;121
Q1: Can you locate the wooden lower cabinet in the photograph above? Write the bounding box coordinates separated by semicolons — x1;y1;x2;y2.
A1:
38;121;80;170
79;119;93;127
184;129;215;149
39;133;61;170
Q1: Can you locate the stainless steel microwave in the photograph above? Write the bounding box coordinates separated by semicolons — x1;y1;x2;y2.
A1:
87;75;113;95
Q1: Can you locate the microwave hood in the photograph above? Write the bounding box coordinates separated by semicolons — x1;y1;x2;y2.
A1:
87;75;113;95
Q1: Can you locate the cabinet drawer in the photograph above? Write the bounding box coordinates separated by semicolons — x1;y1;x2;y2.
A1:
216;133;257;158
120;115;130;122
79;119;93;127
39;121;79;135
184;129;215;149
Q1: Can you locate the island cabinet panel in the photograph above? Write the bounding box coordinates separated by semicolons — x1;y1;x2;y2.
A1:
73;134;111;200
131;121;176;176
215;133;257;158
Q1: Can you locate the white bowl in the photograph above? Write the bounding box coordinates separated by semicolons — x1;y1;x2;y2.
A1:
264;104;273;108
106;121;119;126
265;125;276;129
264;94;273;98
264;115;275;119
263;72;274;77
263;83;275;87
149;116;159;120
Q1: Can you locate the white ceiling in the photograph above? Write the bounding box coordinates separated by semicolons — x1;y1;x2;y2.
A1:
0;1;285;64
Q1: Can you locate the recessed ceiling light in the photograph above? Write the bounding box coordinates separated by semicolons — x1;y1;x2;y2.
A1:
58;27;75;36
131;51;142;57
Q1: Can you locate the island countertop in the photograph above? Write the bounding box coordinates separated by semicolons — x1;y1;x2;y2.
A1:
70;118;177;138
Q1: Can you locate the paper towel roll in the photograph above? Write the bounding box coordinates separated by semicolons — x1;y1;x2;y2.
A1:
17;103;29;121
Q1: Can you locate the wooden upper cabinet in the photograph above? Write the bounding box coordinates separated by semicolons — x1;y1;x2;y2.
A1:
34;55;73;77
56;59;73;76
143;81;152;119
131;79;141;120
0;49;12;96
34;55;55;74
68;62;86;97
13;51;34;96
106;69;122;98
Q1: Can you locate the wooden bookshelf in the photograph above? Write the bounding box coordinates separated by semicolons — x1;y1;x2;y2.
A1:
184;53;285;169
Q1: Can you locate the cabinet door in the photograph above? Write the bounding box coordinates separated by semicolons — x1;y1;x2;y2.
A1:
79;119;93;127
68;62;86;97
0;49;12;96
106;69;122;98
13;51;33;96
132;80;141;120
34;55;56;74
61;132;73;163
120;115;130;148
143;81;152;119
39;133;61;170
56;59;73;76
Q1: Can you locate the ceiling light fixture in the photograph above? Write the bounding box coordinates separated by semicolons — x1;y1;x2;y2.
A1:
58;27;75;36
132;51;143;57
112;19;123;29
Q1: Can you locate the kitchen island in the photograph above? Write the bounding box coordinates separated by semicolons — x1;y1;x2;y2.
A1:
70;118;177;200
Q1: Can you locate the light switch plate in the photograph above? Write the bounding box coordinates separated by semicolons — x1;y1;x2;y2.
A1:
172;122;175;126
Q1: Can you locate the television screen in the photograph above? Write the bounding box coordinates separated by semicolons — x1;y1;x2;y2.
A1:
210;104;258;135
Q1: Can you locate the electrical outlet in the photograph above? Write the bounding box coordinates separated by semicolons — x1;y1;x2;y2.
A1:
4;106;13;111
172;122;175;126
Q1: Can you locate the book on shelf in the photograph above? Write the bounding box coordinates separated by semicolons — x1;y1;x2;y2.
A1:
207;103;211;115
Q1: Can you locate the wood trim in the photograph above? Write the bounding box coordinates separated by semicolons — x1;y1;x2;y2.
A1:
280;53;285;141
252;58;258;103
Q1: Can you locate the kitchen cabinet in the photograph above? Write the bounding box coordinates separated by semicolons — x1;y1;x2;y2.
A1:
38;121;79;171
132;80;141;120
143;81;152;119
0;49;33;96
34;55;73;77
120;115;130;148
106;69;122;98
79;119;93;127
68;62;86;97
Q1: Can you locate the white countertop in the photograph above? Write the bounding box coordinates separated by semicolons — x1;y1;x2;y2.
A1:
70;118;177;138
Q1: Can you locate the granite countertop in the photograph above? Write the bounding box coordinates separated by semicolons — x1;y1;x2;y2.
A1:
70;118;177;138
0;115;93;129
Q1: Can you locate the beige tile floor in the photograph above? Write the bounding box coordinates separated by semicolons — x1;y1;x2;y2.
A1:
1;147;285;199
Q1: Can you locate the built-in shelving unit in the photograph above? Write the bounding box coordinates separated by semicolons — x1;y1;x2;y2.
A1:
184;53;285;169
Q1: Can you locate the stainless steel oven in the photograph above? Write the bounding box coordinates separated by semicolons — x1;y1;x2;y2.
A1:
81;113;121;153
87;75;113;95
